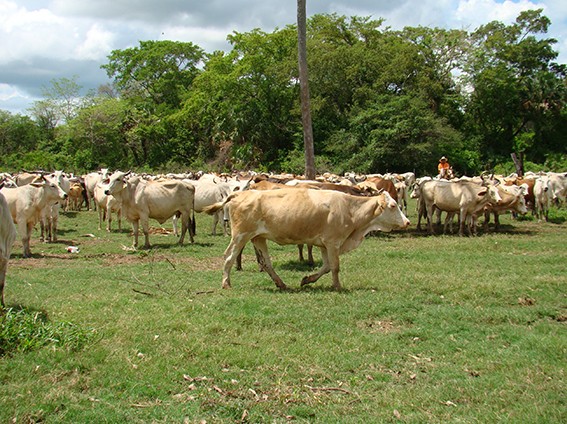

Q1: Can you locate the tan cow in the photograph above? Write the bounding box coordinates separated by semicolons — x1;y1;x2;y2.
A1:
204;188;410;290
0;185;17;306
0;177;68;257
83;168;110;211
67;182;84;211
104;171;195;248
93;182;122;232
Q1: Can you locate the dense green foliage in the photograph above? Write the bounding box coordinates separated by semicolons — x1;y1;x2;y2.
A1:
1;11;566;175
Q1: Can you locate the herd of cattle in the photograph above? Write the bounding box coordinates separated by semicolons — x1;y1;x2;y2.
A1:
0;168;566;302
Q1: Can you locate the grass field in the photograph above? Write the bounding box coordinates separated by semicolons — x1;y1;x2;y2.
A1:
1;201;566;423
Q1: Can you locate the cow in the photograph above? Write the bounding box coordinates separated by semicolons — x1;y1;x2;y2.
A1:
0;177;68;257
0;185;17;307
365;176;398;201
83;168;110;211
93;182;122;232
40;171;71;242
183;179;232;236
204;188;410;290
104;171;195;248
481;183;529;231
503;176;536;213
420;180;502;236
394;181;408;214
534;175;552;222
66;182;84;211
547;172;567;206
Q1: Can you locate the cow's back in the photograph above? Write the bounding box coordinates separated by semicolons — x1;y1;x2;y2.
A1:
139;180;194;223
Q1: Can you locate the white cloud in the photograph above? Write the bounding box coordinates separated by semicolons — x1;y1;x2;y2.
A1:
0;0;564;115
74;23;115;61
455;0;545;27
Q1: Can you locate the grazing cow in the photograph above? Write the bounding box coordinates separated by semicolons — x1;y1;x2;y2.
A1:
94;182;122;232
204;188;410;290
481;183;529;231
534;175;552;222
1;177;68;257
104;171;195;248
420;180;502;235
83;168;110;211
0;185;17;306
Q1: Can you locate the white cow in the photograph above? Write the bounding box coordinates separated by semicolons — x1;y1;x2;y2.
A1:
0;185;17;306
104;171;195;248
420;180;502;235
83;168;110;211
547;172;567;206
175;179;232;236
534;175;552;222
204;188;410;290
40;171;71;242
94;182;122;232
1;177;68;257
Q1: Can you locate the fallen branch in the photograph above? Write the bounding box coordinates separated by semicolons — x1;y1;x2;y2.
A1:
132;289;153;296
304;385;354;395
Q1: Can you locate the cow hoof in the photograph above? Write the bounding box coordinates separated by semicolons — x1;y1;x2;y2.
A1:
222;283;232;289
300;276;313;287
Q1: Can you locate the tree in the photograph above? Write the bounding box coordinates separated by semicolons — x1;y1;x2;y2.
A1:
297;0;315;179
463;9;566;166
102;40;204;112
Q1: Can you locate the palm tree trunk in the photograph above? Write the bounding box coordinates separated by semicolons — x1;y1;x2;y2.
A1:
297;0;316;180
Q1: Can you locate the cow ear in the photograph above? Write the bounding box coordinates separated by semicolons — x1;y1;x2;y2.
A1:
477;187;488;196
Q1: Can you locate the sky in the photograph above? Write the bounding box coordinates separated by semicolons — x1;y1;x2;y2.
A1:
1;0;565;116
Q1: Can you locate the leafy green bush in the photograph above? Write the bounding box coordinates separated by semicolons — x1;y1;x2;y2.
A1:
0;308;96;356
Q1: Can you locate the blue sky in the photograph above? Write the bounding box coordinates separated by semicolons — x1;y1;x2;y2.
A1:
1;0;565;115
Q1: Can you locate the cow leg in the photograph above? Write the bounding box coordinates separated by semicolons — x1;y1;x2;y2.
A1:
301;246;333;288
425;204;436;235
251;238;287;290
23;222;33;258
117;209;122;231
172;214;179;237
107;208;112;232
222;235;251;288
0;258;7;307
98;207;104;231
131;220;140;248
211;210;222;236
297;244;305;262
177;213;188;244
51;212;58;242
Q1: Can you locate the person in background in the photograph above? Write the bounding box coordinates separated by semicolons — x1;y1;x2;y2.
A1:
438;156;451;179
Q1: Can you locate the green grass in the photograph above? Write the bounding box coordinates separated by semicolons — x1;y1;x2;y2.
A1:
0;202;565;423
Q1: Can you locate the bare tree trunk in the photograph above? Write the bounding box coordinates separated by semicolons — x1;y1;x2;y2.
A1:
511;152;524;177
297;0;316;180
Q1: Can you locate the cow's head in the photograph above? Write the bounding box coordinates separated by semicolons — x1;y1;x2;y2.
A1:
105;170;131;196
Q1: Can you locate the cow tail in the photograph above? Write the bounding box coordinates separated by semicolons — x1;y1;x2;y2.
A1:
203;192;239;216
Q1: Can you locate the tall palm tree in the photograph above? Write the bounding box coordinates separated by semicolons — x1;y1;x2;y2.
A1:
297;0;316;179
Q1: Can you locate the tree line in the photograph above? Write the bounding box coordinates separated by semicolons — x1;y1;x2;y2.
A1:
1;10;565;177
